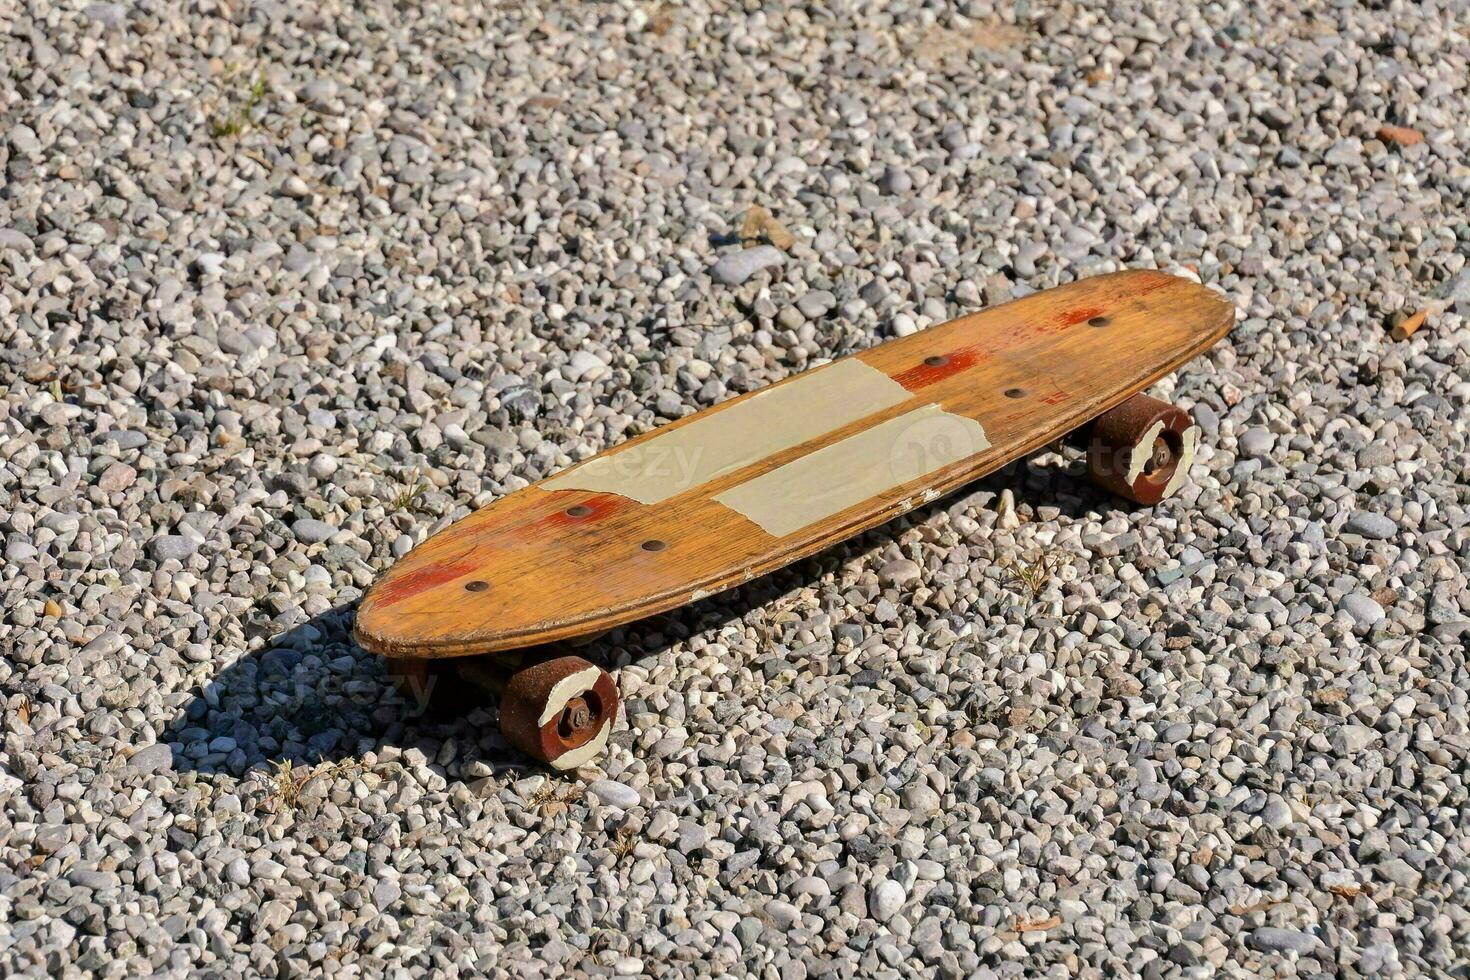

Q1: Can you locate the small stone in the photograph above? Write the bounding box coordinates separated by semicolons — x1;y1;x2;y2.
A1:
879;165;912;194
194;252;227;276
1238;428;1273;457
710;245;785;286
308;455;339;480
1247;927;1319;955
83;3;127;30
36;825;70;852
0;228;35;254
676;821;709;854
1375;858;1422;889
1332;724;1377;754
103;430;149;450
150;535;197;562
902;783;941;816
996;488;1020;529
301;78;339;104
565;350;607;383
586;779;641;809
1258;105;1294;130
796;290;836;319
878;558;921;588
97;462;137;492
373;879;401;908
292;519;336;543
765;899;800;930
735;916;764;947
1261;796;1293;830
1340;593;1385;629
83;631;126;656
1343;512;1397;540
868;879;905;922
67;867;118;891
251;858;286;881
127;743;174;774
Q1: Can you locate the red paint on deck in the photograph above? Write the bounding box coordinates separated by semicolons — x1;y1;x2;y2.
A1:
373;553;480;607
892;345;988;391
1057;305;1103;327
1135;270;1175;294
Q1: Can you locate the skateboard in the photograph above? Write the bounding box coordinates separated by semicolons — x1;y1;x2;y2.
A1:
354;270;1233;768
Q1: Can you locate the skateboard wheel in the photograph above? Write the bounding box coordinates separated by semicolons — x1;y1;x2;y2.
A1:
499;656;619;770
1085;394;1200;506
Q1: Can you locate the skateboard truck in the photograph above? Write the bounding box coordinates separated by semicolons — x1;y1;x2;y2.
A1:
394;653;621;770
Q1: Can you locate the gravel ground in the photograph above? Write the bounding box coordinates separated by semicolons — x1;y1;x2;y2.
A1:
3;1;1469;976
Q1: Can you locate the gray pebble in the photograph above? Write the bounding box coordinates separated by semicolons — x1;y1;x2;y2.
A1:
150;535;197;562
126;744;174;774
1340;593;1385;628
1343;512;1398;540
1238;427;1274;456
710;245;785;286
879;165;912;194
1247;927;1319;955
868;879;905;922
878;558;921;588
796;290;836;319
586;779;641;809
291;519;336;544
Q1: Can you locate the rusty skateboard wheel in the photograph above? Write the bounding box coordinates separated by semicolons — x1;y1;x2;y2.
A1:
1085;393;1199;505
499;656;619;770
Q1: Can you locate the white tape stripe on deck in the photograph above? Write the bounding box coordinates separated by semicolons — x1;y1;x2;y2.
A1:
540;360;911;504
714;405;990;538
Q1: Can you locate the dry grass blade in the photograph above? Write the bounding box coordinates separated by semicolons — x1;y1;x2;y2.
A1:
611;826;638;859
527;783;582;818
262;758;364;812
1001;549;1071;599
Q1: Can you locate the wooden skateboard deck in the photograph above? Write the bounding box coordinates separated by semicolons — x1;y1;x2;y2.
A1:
357;270;1231;661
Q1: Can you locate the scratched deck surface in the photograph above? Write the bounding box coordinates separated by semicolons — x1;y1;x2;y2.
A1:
355;270;1233;659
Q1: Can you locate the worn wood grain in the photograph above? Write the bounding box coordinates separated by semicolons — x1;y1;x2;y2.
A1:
355;270;1233;659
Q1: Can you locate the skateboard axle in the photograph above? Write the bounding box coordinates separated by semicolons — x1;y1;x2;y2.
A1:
559;695;595;741
1147;435;1173;474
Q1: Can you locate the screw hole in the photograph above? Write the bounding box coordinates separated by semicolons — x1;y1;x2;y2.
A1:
565;504;593;517
1088;316;1110;328
1004;387;1027;399
641;539;667;552
464;580;490;592
923;355;949;367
